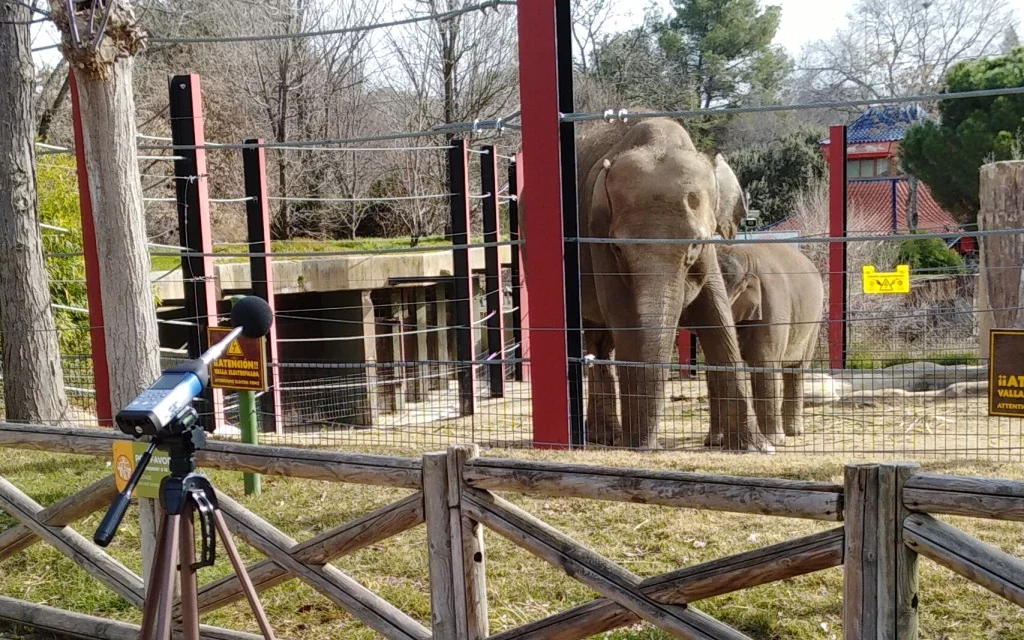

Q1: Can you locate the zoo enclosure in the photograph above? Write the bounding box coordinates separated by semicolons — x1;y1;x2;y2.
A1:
1;422;1024;639
9;0;1024;458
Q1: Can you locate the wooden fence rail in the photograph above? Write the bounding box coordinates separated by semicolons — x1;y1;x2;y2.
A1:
0;422;1022;639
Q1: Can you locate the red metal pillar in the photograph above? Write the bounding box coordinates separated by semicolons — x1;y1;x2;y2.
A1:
508;153;530;383
517;0;571;448
242;138;282;434
677;330;695;377
69;73;113;427
169;74;223;429
828;125;848;371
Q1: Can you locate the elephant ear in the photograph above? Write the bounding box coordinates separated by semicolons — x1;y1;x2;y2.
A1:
713;154;747;240
587;158;614;237
731;273;763;322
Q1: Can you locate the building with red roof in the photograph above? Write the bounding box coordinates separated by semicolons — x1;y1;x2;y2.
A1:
762;105;975;254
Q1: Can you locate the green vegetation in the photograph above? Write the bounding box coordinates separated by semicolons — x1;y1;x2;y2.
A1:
727;129;828;226
3;447;1024;639
36;155;90;357
901;47;1024;225
896;237;965;274
846;349;979;370
592;0;791;148
149;236;453;272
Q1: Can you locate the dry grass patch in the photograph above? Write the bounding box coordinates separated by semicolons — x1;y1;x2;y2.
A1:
1;447;1024;639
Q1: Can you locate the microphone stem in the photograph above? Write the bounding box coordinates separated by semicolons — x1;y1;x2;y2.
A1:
200;326;245;366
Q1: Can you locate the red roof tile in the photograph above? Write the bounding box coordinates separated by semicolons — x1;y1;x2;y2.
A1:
768;179;961;235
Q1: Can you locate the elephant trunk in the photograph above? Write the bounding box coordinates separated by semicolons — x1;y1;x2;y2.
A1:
614;288;684;449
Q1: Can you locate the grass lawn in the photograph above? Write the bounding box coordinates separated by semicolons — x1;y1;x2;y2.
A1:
150;236;453;272
2;447;1024;639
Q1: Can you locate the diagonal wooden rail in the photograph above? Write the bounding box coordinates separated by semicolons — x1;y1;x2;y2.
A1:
188;491;424;613
462;486;752;640
214;490;432;640
2;423;1024;640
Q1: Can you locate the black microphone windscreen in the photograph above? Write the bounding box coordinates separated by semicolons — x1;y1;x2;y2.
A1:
230;296;274;338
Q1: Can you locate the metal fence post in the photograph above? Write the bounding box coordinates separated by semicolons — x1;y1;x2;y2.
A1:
448;138;475;416
481;145;506;397
169;73;223;431
507;154;530;383
241;138;282;434
68;73;112;427
517;0;573;448
829;125;848;371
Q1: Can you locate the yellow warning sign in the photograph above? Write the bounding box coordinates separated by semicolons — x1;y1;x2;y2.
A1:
862;265;910;294
989;329;1024;417
112;441;169;499
206;327;267;392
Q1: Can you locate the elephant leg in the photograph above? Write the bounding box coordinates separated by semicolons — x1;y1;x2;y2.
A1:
617;362;664;449
752;366;785;446
584;329;621;446
703;370;725;447
783;367;805;437
687;251;772;453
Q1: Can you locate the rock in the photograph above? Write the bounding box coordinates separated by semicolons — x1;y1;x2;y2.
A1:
836;380;988;406
834;361;987;393
803;371;851;405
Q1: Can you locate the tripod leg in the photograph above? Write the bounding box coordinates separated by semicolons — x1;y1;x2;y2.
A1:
140;512;179;640
179;503;201;640
154;515;181;640
212;510;277;640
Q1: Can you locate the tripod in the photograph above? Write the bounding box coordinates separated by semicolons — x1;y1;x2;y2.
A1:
96;409;276;640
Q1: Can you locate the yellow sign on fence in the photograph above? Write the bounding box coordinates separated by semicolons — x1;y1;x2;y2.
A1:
206;327;267;392
989;329;1024;417
862;265;910;294
112;441;170;499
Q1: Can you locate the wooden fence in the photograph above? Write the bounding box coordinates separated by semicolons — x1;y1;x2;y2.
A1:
0;422;1022;639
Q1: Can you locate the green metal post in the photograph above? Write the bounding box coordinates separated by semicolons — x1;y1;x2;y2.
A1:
238;388;260;495
231;295;261;495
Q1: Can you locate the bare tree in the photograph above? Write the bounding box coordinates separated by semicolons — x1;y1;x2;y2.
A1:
571;0;618;73
798;0;1017;101
0;0;69;424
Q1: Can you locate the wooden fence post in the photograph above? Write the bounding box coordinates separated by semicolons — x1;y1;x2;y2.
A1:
423;452;457;640
447;444;488;639
424;445;488;640
844;463;920;640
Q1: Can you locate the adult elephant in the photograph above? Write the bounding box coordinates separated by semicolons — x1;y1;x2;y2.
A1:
577;117;771;452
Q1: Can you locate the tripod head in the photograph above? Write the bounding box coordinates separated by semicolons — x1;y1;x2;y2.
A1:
93;296;273;548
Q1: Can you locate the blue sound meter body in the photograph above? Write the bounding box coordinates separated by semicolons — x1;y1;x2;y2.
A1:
117;371;205;437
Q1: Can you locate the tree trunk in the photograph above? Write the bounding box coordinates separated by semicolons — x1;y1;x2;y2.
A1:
73;64;161;410
0;0;70;424
907;175;920;232
50;0;160;585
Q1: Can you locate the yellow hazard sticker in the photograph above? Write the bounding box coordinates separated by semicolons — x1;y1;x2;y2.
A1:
862;265;910;294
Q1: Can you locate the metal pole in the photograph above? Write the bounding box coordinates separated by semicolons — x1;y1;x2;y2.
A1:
481;145;506;397
447;138;476;416
516;0;572;448
828;125;849;370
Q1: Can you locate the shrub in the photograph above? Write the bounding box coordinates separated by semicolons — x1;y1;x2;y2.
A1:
896;237;965;274
36;154;90;357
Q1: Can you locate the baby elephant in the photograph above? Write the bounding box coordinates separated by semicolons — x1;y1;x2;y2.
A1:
717;243;824;446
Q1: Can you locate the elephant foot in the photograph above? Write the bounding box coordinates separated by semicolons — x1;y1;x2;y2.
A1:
784;421;804;437
585;419;622;447
720;431;776;454
766;431;787;447
703;431;723;447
